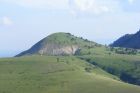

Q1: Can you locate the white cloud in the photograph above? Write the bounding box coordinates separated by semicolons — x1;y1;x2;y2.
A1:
1;0;122;15
2;16;13;26
70;0;121;15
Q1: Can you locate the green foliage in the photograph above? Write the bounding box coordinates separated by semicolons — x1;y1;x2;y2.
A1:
109;47;138;55
80;54;140;85
44;32;97;47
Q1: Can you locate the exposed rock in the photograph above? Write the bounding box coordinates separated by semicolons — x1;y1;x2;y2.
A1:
38;44;80;55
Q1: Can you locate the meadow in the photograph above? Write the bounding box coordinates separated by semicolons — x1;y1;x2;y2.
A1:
0;55;140;93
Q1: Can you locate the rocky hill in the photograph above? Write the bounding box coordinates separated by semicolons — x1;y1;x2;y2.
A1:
16;32;98;56
111;30;140;49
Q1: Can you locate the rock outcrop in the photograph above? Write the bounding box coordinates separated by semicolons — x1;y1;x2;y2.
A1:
38;44;80;55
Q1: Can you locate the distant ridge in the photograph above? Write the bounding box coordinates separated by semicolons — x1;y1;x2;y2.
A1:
111;29;140;49
16;32;98;56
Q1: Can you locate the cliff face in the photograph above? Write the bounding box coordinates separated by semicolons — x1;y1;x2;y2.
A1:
38;44;79;55
16;32;96;56
16;44;80;56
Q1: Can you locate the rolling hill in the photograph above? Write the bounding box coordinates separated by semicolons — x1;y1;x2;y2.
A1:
15;32;140;86
1;32;140;93
0;56;140;93
16;32;99;56
80;54;140;86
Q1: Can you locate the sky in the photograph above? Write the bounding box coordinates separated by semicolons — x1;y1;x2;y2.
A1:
0;0;140;57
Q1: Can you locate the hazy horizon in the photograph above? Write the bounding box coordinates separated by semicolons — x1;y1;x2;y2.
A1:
0;0;140;57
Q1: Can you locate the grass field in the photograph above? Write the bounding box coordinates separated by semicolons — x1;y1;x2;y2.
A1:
0;55;140;93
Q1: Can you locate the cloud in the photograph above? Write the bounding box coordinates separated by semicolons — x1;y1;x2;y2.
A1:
2;16;13;26
69;0;121;15
1;0;122;15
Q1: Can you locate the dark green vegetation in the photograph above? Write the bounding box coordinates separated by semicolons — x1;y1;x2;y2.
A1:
111;30;140;49
0;56;140;93
1;32;140;93
80;54;140;85
108;47;140;55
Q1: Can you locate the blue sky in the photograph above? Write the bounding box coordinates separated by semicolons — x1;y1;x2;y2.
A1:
0;0;140;57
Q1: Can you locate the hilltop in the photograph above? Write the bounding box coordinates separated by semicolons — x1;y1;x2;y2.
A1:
16;32;99;56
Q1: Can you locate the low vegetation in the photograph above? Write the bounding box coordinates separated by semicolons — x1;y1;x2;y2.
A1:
0;55;140;93
2;32;140;93
79;54;140;85
108;47;140;55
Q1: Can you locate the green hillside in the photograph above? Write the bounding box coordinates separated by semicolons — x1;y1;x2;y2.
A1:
16;32;100;56
45;32;97;46
80;54;140;85
2;32;140;93
15;32;140;86
0;55;140;93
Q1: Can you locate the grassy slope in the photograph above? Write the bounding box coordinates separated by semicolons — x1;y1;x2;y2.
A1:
41;32;98;47
80;53;140;85
0;56;140;93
